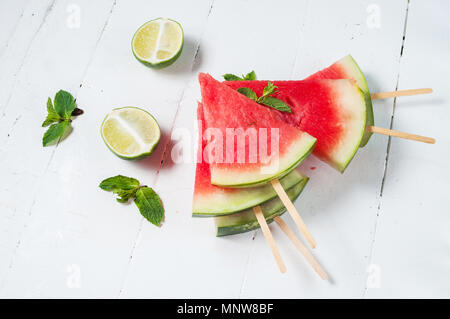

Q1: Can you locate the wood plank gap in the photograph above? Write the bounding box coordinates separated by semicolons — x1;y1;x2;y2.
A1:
362;0;411;299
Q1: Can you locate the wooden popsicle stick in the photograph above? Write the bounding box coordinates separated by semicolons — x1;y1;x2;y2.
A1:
366;126;435;144
274;216;328;280
253;206;286;273
270;179;316;248
370;88;433;100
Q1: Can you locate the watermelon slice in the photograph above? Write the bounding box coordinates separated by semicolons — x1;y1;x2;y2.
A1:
193;103;305;216
215;177;308;236
225;79;366;172
199;73;316;187
305;55;374;147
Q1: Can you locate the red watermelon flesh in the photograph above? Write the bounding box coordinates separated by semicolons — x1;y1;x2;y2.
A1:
199;73;316;187
193;103;305;216
225;79;366;172
305;55;374;147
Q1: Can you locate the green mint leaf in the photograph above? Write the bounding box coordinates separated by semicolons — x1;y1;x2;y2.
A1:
99;175;140;192
54;90;76;119
223;71;256;81
42;113;61;127
243;70;256;80
134;187;164;226
42;121;71;146
260;81;278;99
237;87;258;101
42;97;61;127
223;73;243;81
116;189;138;203
47;97;57;115
259;96;292;113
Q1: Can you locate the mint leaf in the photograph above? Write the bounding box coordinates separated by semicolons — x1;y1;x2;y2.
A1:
42;114;61;127
42;121;71;146
223;70;256;81
134;187;164;226
237;87;258;101
42;97;61;127
243;70;256;80
42;114;60;127
47;97;57;115
259;96;292;113
116;189;138;203
260;81;277;99
223;74;243;81
54;90;76;119
99;175;140;192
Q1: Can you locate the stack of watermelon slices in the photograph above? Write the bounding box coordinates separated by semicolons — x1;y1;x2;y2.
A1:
194;55;370;236
195;73;316;236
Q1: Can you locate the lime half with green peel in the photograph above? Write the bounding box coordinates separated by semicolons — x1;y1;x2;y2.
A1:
132;18;184;68
101;107;161;160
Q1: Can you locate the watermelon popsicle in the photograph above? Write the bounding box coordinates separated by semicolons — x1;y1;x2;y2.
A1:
305;55;374;147
305;55;434;145
199;73;317;187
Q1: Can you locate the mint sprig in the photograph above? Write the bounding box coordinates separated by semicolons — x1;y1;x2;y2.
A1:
42;90;83;146
236;87;257;101
99;175;164;227
237;82;292;113
223;70;256;81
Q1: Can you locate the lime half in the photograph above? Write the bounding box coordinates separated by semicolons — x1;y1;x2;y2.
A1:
132;18;184;68
101;107;161;160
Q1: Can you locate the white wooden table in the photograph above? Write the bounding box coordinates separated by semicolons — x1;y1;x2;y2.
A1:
0;0;449;298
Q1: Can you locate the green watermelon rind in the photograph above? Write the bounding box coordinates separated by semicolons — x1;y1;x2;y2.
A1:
338;55;374;147
331;84;367;173
193;170;304;217
215;177;308;237
211;137;316;188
